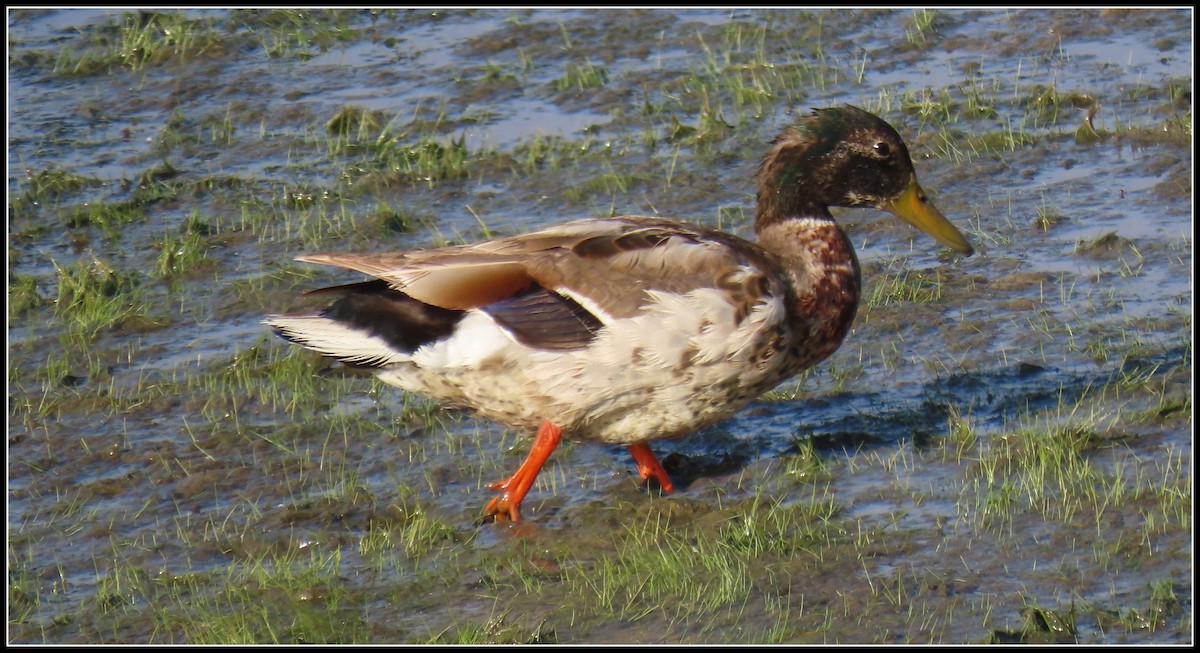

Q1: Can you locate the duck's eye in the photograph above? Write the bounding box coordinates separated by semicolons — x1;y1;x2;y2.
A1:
873;142;891;158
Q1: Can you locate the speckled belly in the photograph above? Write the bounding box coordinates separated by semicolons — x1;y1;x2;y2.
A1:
373;290;803;445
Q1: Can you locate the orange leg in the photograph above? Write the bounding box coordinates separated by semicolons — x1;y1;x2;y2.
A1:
484;420;562;522
627;443;674;493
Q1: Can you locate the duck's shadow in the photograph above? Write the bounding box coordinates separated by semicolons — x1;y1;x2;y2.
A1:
639;348;1187;490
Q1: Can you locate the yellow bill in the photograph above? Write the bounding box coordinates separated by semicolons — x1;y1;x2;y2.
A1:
882;175;974;255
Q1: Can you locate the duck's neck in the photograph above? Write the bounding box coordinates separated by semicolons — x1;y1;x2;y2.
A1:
757;215;862;367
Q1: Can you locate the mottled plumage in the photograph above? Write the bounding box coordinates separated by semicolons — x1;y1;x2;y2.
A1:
266;105;973;522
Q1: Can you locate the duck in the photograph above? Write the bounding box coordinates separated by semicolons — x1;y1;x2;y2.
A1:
266;105;973;522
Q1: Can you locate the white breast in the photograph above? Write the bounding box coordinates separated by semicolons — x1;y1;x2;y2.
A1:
371;285;790;445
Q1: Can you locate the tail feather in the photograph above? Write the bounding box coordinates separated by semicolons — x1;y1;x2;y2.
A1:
265;314;412;368
266;279;466;368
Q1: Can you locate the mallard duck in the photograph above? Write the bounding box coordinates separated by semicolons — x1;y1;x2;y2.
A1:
266;105;973;522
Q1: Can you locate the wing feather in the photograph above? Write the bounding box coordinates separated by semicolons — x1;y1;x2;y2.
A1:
294;216;786;350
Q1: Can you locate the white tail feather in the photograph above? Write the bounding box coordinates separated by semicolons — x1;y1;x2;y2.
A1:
264;315;411;367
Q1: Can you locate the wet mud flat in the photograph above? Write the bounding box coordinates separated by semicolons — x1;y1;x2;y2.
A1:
7;8;1192;644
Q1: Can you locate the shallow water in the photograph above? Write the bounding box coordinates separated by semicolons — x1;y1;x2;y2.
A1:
7;7;1193;644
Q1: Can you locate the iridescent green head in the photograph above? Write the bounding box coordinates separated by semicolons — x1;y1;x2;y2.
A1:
757;106;973;255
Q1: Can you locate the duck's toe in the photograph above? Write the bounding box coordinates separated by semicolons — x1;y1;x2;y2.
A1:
627;443;674;493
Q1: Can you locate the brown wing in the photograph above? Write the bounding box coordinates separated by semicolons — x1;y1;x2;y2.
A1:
296;220;614;310
298;252;534;311
525;217;786;322
295;216;786;349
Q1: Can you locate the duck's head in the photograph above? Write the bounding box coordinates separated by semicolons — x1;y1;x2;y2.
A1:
757;105;973;255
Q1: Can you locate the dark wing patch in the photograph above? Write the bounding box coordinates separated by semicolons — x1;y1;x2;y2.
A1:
316;279;463;356
571;228;680;259
484;285;604;351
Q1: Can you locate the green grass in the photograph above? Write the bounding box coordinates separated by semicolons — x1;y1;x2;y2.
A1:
554;60;609;91
719;490;841;557
51;255;163;339
8;274;45;318
151;548;371;644
63;199;147;235
50;10;225;76
952;381;1190;543
9;169;102;218
240;8;359;60
865;267;947;308
155;213;217;280
903;9;940;48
